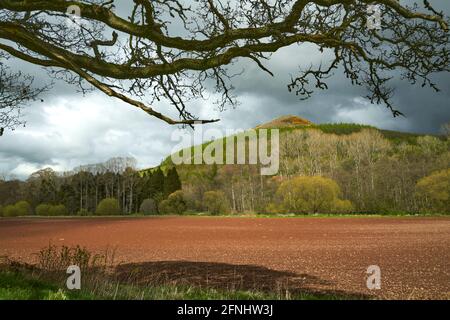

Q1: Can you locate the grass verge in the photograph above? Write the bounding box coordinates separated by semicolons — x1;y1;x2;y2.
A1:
0;269;347;300
0;245;357;300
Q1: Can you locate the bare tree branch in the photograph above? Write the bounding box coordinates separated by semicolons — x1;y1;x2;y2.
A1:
0;0;447;125
0;60;48;134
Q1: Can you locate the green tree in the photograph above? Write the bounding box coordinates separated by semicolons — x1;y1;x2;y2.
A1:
164;167;182;197
273;176;353;214
96;198;121;216
153;192;165;214
58;184;78;214
416;169;450;213
159;191;186;215
150;168;165;197
140;171;154;199
203;191;230;215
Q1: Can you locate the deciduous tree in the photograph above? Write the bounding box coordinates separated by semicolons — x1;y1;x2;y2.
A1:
416;169;450;213
273;175;353;214
0;0;448;125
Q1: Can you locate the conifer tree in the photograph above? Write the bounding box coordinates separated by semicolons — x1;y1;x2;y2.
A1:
164;167;182;197
151;168;166;197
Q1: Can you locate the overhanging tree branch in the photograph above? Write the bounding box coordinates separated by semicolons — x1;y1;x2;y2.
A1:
0;0;448;125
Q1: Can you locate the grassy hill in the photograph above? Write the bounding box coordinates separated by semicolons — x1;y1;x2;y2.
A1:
141;115;442;174
141;115;448;215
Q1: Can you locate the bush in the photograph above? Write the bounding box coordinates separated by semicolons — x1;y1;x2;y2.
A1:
203;191;230;215
15;201;32;216
2;205;19;217
272;176;353;214
49;204;68;216
0;205;3;217
36;204;52;216
139;199;158;215
159;191;186;215
333;199;354;213
96;198;121;216
2;201;32;217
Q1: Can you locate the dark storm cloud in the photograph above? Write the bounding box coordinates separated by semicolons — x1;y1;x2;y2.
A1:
6;0;450;132
219;0;450;133
224;51;450;133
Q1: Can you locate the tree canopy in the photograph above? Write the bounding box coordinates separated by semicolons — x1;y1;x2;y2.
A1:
0;0;448;126
416;168;450;213
273;175;353;214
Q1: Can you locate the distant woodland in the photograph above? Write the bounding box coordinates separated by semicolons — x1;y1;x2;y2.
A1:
1;124;449;216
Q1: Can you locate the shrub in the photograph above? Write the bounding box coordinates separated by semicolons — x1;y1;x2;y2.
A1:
139;198;158;215
333;199;354;214
272;176;353;214
49;204;68;216
416;169;450;213
36;204;52;216
15;201;32;216
96;198;121;216
0;205;3;217
203;191;230;215
2;201;32;217
2;205;19;217
159;191;186;215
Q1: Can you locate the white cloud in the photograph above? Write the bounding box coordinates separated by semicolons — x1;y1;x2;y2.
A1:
0;92;192;179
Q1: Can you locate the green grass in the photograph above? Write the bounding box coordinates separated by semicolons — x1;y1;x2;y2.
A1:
314;123;374;134
0;243;356;300
0;270;95;300
1;211;447;220
179;212;448;219
0;268;348;300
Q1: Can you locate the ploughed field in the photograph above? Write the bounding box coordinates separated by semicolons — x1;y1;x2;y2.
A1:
0;216;449;299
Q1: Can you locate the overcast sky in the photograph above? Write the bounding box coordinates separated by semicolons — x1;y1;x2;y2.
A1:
0;0;449;179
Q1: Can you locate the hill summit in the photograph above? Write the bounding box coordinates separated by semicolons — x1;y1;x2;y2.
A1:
256;115;313;129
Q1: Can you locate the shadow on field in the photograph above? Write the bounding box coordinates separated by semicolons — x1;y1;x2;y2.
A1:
114;261;368;299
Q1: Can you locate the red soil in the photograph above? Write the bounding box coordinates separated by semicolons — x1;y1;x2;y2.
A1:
0;216;448;299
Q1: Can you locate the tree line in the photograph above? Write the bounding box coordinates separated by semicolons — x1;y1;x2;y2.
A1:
0;158;181;216
1;127;449;216
175;128;450;215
